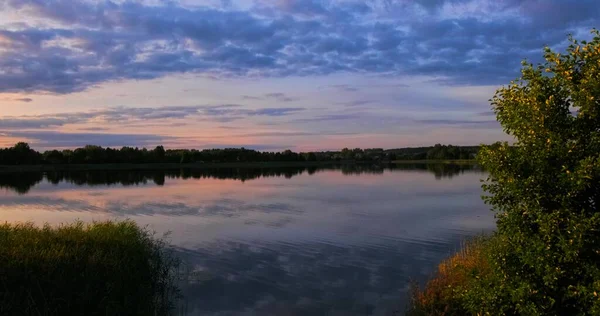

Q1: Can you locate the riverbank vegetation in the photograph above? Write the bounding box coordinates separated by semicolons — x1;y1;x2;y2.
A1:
0;143;477;165
407;236;493;316
409;30;600;315
0;220;179;315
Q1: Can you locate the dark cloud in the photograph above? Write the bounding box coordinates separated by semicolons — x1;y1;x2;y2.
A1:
290;111;500;129
1;130;171;148
77;127;110;131
0;104;306;129
0;0;597;93
15;98;33;102
322;83;410;92
240;131;357;137
327;84;359;92
264;92;296;102
415;119;496;125
242;92;297;102
292;113;363;123
336;100;374;107
414;118;500;128
0;117;79;129
250;107;304;116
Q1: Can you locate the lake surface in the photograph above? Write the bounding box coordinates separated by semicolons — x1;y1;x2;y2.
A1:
0;164;495;315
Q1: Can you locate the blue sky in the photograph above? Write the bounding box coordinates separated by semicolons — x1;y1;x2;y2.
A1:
0;0;598;151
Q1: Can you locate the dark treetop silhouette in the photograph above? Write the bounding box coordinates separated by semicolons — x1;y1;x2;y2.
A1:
0;143;478;165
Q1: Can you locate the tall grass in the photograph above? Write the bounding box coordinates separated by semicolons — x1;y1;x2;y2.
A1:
0;220;179;316
406;236;492;316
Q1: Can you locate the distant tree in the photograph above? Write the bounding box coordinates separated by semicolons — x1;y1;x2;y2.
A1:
11;142;41;165
153;146;165;162
43;150;65;164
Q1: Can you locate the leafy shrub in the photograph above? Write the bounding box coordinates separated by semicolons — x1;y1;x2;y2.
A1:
410;29;600;316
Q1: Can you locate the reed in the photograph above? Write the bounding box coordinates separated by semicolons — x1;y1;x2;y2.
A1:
407;236;491;316
0;220;179;316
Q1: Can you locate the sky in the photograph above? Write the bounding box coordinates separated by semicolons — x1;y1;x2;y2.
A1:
0;0;598;151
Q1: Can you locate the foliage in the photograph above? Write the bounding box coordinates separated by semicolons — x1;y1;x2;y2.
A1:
476;30;600;314
408;30;600;316
0;142;42;165
426;144;476;160
391;145;479;161
0;220;179;316
0;144;477;165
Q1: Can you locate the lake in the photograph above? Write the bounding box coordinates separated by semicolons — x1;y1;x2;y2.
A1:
0;163;495;315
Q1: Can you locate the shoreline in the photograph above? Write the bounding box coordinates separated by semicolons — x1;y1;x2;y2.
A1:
0;161;339;173
0;160;477;173
392;159;477;164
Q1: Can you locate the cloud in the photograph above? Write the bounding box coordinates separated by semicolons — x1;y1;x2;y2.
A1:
0;0;596;93
336;100;374;107
77;127;110;131
288;111;500;130
241;95;263;100
239;131;357;137
15;97;33;102
218;125;245;130
414;118;499;128
264;92;296;102
322;83;410;92
249;107;304;116
242;92;297;102
292;113;364;123
0;117;79;129
0;104;306;130
326;84;360;92
1;130;171;148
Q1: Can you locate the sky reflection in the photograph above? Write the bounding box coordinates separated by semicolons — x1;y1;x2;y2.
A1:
0;165;493;315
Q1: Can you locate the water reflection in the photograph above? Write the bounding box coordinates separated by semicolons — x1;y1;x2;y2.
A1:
0;163;492;315
0;163;481;194
172;233;472;316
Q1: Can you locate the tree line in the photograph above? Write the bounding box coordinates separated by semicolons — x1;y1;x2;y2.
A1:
0;142;478;165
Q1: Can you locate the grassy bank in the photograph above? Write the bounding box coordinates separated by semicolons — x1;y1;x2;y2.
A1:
0;220;179;316
406;236;495;316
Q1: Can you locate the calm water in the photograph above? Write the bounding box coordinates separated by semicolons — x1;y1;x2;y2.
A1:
0;164;494;315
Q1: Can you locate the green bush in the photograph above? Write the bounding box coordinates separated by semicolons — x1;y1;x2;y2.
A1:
408;29;600;316
0;220;179;316
477;29;600;315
